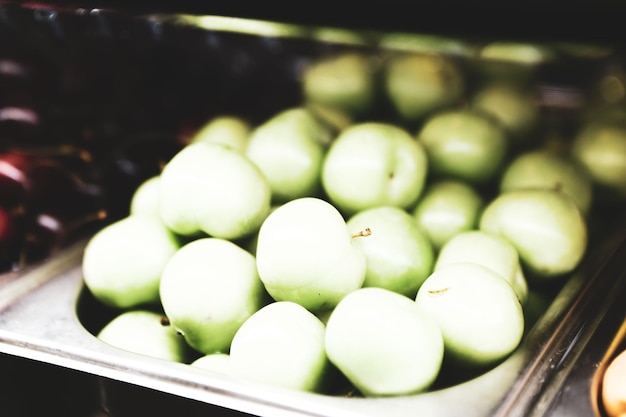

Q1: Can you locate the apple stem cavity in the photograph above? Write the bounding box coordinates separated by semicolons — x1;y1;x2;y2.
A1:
552;181;564;193
351;228;372;238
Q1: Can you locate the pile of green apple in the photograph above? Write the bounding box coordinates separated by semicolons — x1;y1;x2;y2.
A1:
82;47;626;398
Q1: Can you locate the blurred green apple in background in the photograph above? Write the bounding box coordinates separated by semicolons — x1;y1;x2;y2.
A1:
129;175;161;218
346;206;434;298
383;52;465;124
325;287;444;396
255;197;366;312
412;180;484;251
471;82;540;148
160;237;267;354
302;52;377;118
571;119;626;199
499;149;593;216
246;107;333;203
322;122;428;216
417;109;508;184
415;262;524;368
478;42;557;66
189;115;252;153
230;301;329;392
479;189;588;279
476;41;557;86
377;33;473;57
159;142;271;240
552;42;615;61
82;215;180;309
309;27;370;46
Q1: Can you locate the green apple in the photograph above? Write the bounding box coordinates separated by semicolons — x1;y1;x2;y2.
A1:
412;180;484;250
325;287;444;396
309;28;369;46
383;52;465;123
129;175;161;218
417;109;508;184
189;115;251;153
229;301;329;392
159;237;266;354
571;119;626;198
245;107;333;203
415;262;524;368
479;189;588;279
477;41;557;86
97;310;191;363
499;149;594;216
592;72;626;105
159;141;271;240
188;16;307;38
190;353;232;374
321;122;429;215
377;33;473;57
82;215;180;309
553;42;615;60
479;41;557;66
302;52;377;118
471;82;540;147
255;197;366;312
346;206;434;298
434;230;528;303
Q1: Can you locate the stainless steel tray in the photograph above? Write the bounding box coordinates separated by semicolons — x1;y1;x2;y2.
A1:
0;226;623;417
1;2;625;416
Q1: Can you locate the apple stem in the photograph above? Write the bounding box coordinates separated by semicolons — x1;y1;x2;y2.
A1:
62;209;109;236
160;316;171;326
351;228;372;238
428;288;449;295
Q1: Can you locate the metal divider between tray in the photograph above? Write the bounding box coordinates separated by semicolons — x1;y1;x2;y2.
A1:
491;238;626;417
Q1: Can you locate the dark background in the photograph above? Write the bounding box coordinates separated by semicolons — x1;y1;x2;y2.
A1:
7;0;626;44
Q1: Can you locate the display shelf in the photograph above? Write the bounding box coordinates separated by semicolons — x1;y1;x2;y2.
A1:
5;0;626;43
